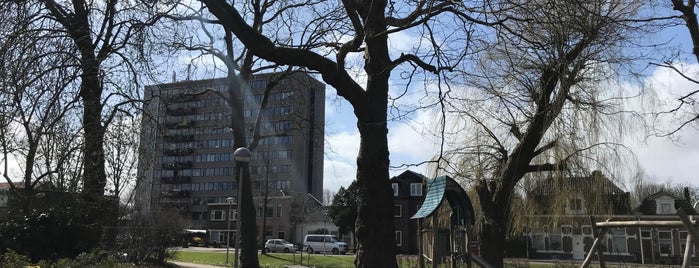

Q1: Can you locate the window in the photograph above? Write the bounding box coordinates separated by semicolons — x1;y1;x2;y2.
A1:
392;183;398;196
210;210;226;221
548;227;562;251
656;198;675;214
277;205;282;217
410;183;422;196
394;205;402;217
605;228;627;254
569;198;583;211
395;231;403;246
679;231;696;256
229;209;237;221
658;230;673;255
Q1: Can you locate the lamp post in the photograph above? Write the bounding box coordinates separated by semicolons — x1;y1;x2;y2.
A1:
323;212;327;256
225;196;234;266
233;147;251;268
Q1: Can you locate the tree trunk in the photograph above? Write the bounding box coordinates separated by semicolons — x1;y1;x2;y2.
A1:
237;162;260;268
354;71;397;267
229;72;261;268
480;218;506;268
354;120;396;268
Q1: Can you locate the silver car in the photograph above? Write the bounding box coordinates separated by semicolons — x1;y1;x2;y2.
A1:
264;239;296;253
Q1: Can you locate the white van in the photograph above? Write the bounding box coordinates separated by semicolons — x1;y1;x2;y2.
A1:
303;234;348;254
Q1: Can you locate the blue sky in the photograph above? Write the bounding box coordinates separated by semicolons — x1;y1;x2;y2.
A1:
320;19;699;194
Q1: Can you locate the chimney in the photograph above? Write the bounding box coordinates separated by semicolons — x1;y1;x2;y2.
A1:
684;187;691;202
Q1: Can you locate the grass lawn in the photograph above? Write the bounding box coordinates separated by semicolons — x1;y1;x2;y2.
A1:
171;251;355;267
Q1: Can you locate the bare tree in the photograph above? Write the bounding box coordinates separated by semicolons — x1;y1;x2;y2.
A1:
196;0;492;266
437;1;645;267
646;1;699;135
105;115;141;212
34;0;171;228
0;1;82;215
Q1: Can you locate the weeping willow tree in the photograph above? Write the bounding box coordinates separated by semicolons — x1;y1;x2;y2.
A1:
433;1;646;267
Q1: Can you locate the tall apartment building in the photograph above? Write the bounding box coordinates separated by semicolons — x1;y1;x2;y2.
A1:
136;73;325;237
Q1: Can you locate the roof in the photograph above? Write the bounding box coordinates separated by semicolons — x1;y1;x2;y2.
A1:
410;176;475;226
634;190;698;215
389;170;427;184
529;171;625;196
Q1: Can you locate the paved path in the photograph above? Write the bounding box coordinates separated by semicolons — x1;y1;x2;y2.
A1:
170;261;226;268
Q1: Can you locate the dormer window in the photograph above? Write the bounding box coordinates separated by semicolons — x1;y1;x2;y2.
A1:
565;197;585;214
570;198;583;211
656;199;675;214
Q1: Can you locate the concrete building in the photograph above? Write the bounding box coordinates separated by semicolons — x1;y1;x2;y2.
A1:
136;73;325;243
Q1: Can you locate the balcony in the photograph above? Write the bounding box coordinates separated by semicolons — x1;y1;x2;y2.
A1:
160;176;192;184
161;190;191;198
166;107;196;116
168;94;197;103
162;161;193;170
163;148;194;156
163;134;194;143
159;201;189;210
165;119;196;129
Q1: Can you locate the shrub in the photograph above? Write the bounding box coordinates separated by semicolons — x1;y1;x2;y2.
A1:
0;249;31;268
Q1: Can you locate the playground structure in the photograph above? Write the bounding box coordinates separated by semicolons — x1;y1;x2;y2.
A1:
411;176;491;268
580;208;698;268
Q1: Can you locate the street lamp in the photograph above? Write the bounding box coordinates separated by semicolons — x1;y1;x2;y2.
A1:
323;212;327;256
225;196;234;266
233;147;251;268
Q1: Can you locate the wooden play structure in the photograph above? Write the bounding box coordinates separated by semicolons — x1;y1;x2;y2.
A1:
411;176;490;268
581;209;698;268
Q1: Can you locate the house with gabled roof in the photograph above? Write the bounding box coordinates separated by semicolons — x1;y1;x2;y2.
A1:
631;190;698;264
526;171;632;261
525;171;698;265
390;170;427;254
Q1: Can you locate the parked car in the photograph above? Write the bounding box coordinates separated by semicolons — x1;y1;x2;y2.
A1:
264;239;296;253
303;234;348;254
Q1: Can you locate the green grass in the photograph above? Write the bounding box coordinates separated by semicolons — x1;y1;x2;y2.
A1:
171;251;355;268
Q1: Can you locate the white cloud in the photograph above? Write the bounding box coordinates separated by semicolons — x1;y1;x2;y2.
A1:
322;160;357;191
388;109;441;163
325;130;360;163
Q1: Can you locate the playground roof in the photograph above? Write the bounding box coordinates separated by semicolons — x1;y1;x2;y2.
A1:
410;175;475;225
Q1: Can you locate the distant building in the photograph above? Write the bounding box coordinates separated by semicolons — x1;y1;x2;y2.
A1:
136;73;325;244
391;170;427;254
526;171;698;264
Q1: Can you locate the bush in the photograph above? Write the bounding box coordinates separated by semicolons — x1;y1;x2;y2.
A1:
0;210;100;262
1;250;119;268
0;249;31;268
104;208;185;264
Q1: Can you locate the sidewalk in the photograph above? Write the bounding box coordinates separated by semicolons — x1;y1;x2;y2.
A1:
170;261;226;268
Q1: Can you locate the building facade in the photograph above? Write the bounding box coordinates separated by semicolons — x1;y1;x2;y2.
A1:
526;172;698;264
136;73;325;243
391;170;427;254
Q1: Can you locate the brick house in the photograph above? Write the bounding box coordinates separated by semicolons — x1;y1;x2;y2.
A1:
526;171;698;264
391;170;427;254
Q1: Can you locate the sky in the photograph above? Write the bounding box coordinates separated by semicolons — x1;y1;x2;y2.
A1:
321;53;699;196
